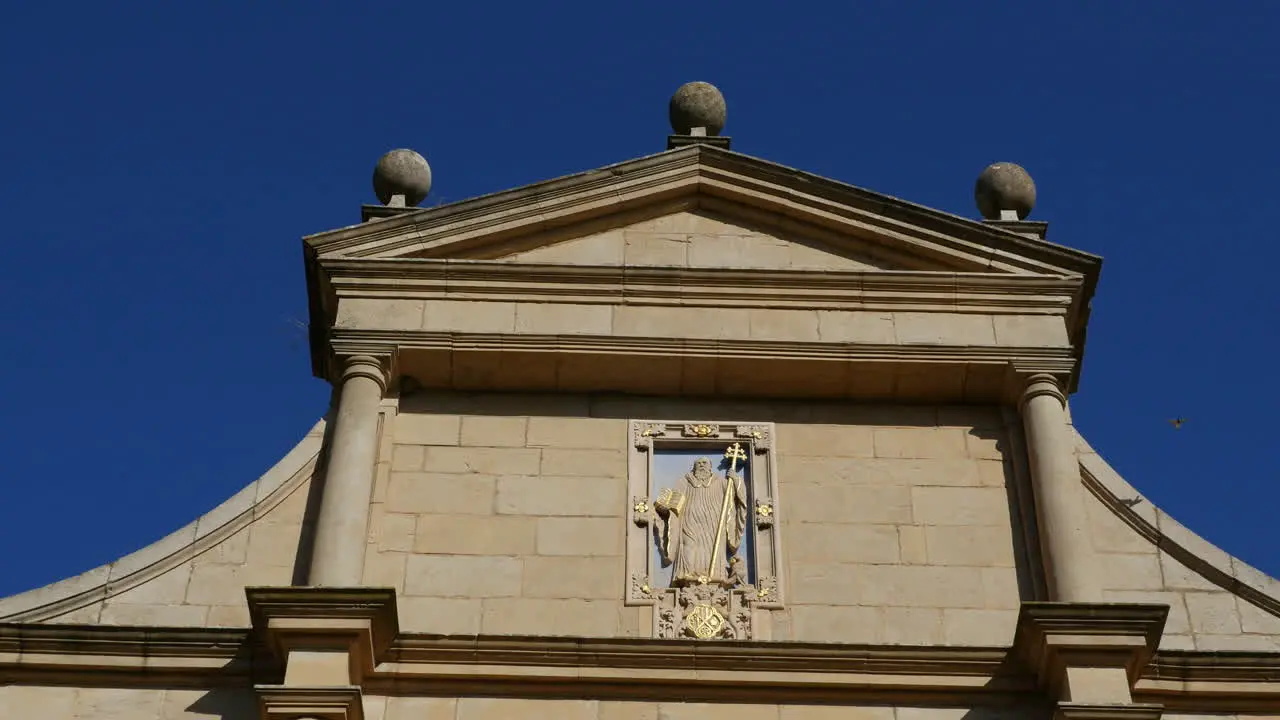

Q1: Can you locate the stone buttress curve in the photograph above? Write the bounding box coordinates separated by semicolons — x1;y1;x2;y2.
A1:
1074;427;1280;618
0;420;328;622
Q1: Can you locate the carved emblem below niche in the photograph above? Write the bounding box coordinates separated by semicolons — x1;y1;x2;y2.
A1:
658;584;753;640
626;420;784;639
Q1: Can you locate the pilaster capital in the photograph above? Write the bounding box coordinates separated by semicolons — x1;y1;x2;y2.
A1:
1020;372;1068;409
336;354;389;392
1012;602;1168;694
256;685;363;720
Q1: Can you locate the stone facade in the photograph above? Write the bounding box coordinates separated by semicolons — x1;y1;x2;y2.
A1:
4;142;1280;719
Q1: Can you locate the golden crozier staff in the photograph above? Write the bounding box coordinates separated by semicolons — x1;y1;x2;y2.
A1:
708;443;748;582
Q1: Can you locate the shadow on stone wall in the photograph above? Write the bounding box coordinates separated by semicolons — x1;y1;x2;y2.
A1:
183;687;258;718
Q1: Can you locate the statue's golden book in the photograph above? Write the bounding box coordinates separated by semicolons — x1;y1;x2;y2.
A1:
655;487;686;515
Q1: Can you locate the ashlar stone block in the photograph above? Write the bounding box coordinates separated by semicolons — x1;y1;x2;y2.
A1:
788;523;900;564
397;597;482;634
526;416;625;449
387;472;496;515
496;474;623;517
1185;591;1243;635
924;525;1016;567
873;427;969;459
521;556;622;599
460;415;528;447
783;482;913;524
539;448;626;477
911;486;1009;526
457;698;599;720
480;598;618;636
413;514;536;555
423;446;541;475
776;424;875;458
393;413;461;445
404;555;522;598
535;517;623;556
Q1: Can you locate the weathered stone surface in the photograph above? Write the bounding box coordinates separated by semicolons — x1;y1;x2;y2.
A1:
539;448;626;477
387;472;496;515
398;597;483;634
669;81;727;135
941;608;1016;645
788;523;901;564
404;555;522;598
481;598;618;635
386;697;458;720
496;474;623;517
975;162;1035;220
924;525;1016;567
460;416;528;447
911;486;1009;526
373;148;432;206
777;424;875;457
536;517;623;556
414;514;537;555
522;556;622;599
424;446;541;475
791;483;914;525
458;698;598;720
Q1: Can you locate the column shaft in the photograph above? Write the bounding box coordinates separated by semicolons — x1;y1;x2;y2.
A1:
1021;374;1100;602
308;356;386;586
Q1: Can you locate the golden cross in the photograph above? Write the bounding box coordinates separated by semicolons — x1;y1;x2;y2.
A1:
723;442;748;474
706;443;750;582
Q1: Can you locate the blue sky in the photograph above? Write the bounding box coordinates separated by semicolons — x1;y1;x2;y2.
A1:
1;3;1277;598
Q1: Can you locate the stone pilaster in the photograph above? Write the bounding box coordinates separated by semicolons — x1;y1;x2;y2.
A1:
247;587;399;720
1013;602;1168;720
1020;373;1100;602
308;355;388;587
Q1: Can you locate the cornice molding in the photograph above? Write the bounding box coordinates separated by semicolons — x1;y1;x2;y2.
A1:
4;625;1279;709
304;146;1100;281
329;328;1076;367
319;259;1083;314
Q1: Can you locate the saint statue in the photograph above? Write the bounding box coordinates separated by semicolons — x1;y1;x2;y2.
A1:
653;455;749;587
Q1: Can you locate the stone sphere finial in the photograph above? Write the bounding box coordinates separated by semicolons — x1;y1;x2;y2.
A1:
669;81;727;136
975;162;1036;220
372;149;432;207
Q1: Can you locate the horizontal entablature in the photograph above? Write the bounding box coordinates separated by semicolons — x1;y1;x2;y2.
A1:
328;328;1075;403
320;260;1083;315
3;625;1278;710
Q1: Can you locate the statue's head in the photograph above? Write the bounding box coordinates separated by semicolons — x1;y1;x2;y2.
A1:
692;457;713;479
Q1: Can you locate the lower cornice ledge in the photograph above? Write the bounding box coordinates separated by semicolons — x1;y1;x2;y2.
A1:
246;586;399;683
1014;602;1169;690
1055;703;1163;720
256;685;363;720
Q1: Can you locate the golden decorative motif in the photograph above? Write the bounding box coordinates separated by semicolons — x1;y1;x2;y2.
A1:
755;586;772;599
687;424;716;437
641;583;652;595
685;603;725;639
756;502;773;518
634;500;650;514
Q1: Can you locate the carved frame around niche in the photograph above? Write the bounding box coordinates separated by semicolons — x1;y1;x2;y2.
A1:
626;420;784;639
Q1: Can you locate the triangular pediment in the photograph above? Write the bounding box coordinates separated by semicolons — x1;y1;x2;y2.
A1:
468;206;902;271
306;145;1100;278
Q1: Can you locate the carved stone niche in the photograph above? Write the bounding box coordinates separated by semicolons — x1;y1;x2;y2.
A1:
627;420;783;640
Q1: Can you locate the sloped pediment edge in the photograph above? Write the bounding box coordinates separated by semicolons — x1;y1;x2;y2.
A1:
1076;428;1280;621
0;420;327;623
306;146;1101;279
